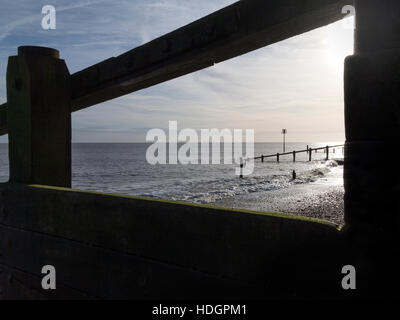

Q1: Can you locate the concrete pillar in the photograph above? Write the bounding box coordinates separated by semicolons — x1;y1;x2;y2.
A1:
344;0;400;237
7;46;71;187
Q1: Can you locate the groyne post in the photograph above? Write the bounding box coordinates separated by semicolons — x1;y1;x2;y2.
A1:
293;151;296;163
309;149;312;162
276;153;280;163
325;146;329;161
6;46;71;187
344;0;400;239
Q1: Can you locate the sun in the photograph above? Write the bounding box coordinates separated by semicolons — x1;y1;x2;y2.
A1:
323;17;355;74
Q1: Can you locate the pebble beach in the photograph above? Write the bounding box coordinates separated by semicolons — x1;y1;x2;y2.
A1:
212;165;345;226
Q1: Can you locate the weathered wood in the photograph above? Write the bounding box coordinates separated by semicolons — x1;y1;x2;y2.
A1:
0;183;345;298
0;262;95;300
0;224;253;299
344;0;400;237
253;144;343;161
0;103;7;136
0;183;340;284
355;0;400;54
6;46;71;187
70;0;351;111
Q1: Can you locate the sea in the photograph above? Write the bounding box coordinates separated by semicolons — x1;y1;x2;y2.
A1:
0;142;344;205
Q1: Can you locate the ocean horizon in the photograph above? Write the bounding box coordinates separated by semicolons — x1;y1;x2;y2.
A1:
0;142;344;206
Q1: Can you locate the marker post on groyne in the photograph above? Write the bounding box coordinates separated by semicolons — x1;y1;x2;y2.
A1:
282;129;287;153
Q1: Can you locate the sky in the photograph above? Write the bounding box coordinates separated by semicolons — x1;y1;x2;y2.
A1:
0;0;354;143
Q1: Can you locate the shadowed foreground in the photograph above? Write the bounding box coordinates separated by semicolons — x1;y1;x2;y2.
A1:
0;182;349;299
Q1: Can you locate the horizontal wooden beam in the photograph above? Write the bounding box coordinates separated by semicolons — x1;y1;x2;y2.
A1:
0;183;342;298
70;0;351;111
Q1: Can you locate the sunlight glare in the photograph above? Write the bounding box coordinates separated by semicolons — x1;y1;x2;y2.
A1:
324;17;355;74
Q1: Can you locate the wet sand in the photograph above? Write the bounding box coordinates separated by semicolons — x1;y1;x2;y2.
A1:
212;166;344;226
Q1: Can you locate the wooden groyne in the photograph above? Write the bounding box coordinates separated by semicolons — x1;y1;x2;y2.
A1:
238;144;344;178
1;0;400;299
253;144;345;163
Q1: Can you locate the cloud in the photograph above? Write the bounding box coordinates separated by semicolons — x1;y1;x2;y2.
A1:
0;0;108;42
0;0;350;143
0;16;39;42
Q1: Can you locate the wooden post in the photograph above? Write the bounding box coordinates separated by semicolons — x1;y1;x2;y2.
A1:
293;151;296;163
261;155;264;163
345;0;400;241
309;148;312;161
325;146;329;160
7;46;71;187
239;158;243;178
277;153;280;163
